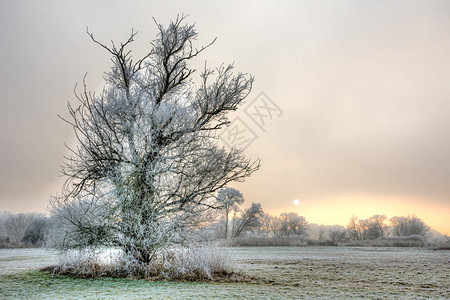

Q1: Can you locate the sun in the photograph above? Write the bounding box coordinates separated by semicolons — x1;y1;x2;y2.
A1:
293;199;300;206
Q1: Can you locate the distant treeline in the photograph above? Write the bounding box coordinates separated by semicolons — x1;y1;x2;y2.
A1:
205;189;449;246
0;212;49;248
199;210;448;247
0;209;448;248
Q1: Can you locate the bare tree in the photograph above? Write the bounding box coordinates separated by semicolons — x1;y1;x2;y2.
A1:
347;215;362;240
232;203;263;238
269;215;283;238
317;225;327;241
51;16;258;264
279;212;307;238
22;215;49;246
347;215;387;240
3;213;35;246
328;226;347;243
258;213;274;237
306;224;324;240
366;215;386;240
390;215;429;237
258;213;283;238
215;187;244;239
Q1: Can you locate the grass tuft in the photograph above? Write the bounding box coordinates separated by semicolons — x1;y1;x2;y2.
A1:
43;246;238;281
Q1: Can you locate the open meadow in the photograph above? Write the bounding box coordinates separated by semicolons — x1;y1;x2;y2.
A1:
0;246;448;299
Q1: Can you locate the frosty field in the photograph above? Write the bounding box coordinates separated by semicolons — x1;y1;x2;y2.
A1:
0;247;448;299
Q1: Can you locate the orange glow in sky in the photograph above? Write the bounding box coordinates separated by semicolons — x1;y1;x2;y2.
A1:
270;195;450;235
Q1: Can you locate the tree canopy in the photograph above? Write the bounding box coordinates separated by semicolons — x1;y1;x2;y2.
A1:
51;16;258;263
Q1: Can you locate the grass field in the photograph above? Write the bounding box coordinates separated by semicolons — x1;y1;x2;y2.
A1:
1;247;448;299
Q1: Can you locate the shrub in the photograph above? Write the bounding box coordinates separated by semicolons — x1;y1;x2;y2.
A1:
46;245;232;281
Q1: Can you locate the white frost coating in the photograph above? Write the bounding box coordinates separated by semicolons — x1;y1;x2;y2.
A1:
49;15;258;267
51;245;231;280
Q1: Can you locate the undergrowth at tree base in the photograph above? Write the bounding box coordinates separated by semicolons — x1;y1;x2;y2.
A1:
41;246;249;282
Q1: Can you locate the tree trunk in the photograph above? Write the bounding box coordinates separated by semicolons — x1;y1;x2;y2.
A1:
224;210;229;239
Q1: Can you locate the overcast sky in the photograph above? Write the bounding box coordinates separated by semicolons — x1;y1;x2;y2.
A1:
1;0;449;234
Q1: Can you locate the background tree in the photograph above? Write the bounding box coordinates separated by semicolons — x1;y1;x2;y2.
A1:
22;215;49;246
51;16;258;264
259;213;274;237
347;215;387;240
328;226;347;243
215;187;244;239
260;213;284;238
232;203;263;238
390;215;429;237
0;212;7;242
2;212;35;246
347;215;362;240
307;224;325;241
366;215;386;240
279;212;308;238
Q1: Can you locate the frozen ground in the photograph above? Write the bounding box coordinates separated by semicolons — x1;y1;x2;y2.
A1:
0;248;57;276
232;246;450;298
0;247;448;299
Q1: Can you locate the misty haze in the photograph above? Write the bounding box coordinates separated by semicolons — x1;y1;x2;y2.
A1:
1;1;449;299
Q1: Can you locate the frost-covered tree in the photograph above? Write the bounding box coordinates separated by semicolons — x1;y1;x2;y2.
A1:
22;215;49;246
51;16;258;264
258;213;275;237
3;212;36;246
390;215;429;237
327;226;347;243
232;203;263;238
366;215;386;240
347;215;363;240
279;212;307;238
215;187;244;239
347;215;387;240
306;224;323;240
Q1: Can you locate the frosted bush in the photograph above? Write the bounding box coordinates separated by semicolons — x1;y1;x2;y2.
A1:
48;245;232;280
159;246;231;280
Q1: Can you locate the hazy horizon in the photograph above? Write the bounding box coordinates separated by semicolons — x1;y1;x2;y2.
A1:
1;0;449;234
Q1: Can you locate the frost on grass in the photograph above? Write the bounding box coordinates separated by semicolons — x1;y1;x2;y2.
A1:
2;247;448;299
45;245;235;281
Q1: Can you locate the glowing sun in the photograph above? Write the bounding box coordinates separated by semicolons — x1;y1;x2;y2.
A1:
293;199;300;206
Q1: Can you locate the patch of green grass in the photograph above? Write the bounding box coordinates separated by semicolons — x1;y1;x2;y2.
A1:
0;270;299;299
1;271;177;299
